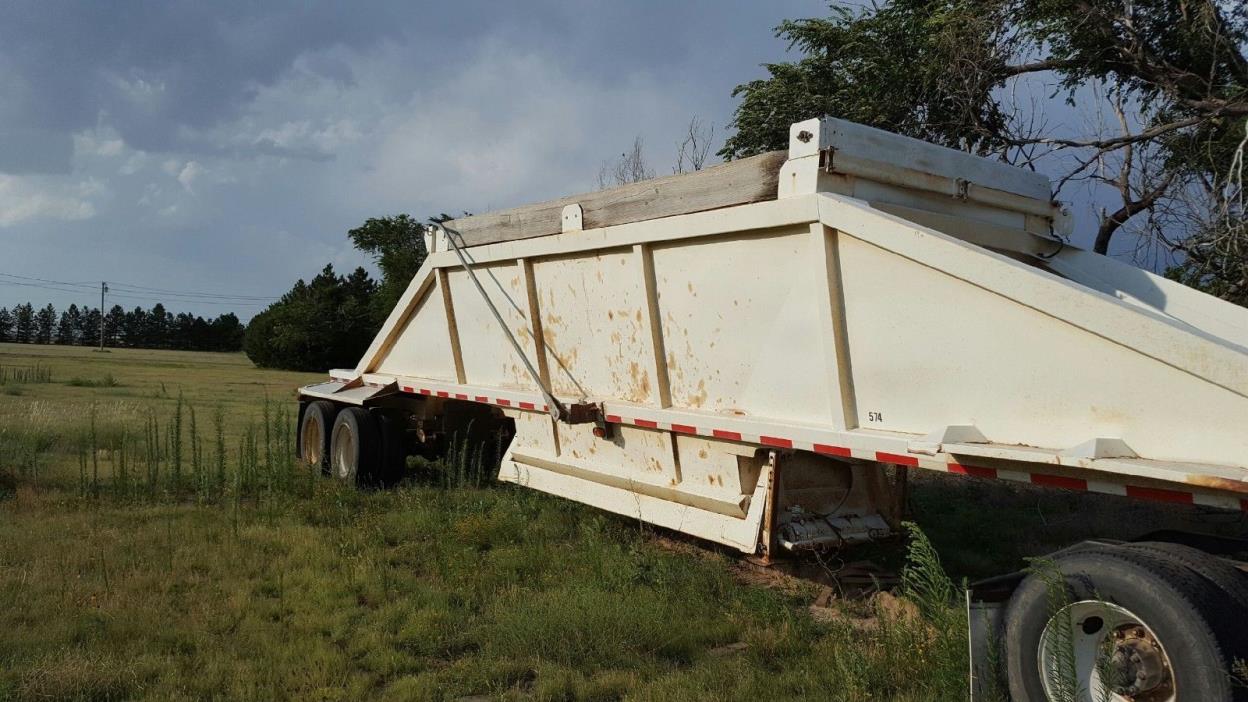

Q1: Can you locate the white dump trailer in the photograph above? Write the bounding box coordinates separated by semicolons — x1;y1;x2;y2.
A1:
298;117;1248;701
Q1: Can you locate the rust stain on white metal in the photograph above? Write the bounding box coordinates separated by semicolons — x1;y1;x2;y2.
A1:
686;379;708;409
1186;474;1248;495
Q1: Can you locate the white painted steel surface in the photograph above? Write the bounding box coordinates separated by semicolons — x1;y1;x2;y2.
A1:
309;117;1248;552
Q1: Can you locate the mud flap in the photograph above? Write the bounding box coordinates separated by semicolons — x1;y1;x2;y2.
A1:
967;594;1005;701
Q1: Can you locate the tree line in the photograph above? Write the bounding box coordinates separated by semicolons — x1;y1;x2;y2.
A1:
243;214;436;371
0;302;245;352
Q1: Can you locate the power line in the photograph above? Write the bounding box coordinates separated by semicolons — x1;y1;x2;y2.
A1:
0;278;96;296
0;271;279;306
105;280;278;301
0;279;272;308
106;286;278;302
0;272;97;289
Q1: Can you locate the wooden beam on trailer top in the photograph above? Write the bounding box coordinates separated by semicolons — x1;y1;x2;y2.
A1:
447;150;788;248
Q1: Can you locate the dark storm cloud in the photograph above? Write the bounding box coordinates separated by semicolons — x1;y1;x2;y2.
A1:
0;1;816;159
0;128;73;174
0;0;846;318
0;1;408;155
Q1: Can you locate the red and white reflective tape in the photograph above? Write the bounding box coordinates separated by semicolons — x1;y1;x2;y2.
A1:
322;373;1248;513
389;377;549;413
600;412;1247;513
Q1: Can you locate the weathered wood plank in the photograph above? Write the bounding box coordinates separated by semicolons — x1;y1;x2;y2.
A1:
448;150;787;247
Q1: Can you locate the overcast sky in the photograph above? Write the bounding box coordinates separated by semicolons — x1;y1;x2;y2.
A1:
0;1;1112;320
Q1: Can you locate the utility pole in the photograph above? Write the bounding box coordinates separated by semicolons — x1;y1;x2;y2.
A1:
98;281;108;351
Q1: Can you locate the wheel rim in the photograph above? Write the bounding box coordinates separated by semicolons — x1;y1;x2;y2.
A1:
332;421;356;480
302;416;322;465
1038;600;1176;702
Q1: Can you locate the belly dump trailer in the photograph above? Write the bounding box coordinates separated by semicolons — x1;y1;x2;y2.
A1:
298;117;1248;701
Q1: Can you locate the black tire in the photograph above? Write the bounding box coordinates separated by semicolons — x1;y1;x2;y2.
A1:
298;400;337;476
330;406;378;486
1003;547;1244;701
373;410;409;486
1123;540;1248;617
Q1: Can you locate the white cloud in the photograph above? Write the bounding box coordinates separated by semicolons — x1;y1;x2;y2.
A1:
205;38;695;220
177;160;203;191
74;130;125;158
249;118;363;155
0;174;98;227
104;70;168;107
97;139;124;156
119;152;147;175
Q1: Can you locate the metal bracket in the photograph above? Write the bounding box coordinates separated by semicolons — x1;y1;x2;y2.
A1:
758;450;781;564
561;204;583;233
954;177;971;201
563;401;603;425
819;147;837;174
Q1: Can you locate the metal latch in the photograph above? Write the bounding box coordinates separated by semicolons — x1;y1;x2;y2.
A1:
562;401;603;425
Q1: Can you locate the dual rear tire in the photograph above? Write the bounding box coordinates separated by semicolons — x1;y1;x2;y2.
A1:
1003;542;1248;701
298;401;405;486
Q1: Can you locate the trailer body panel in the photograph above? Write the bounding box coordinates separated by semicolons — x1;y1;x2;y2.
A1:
307;117;1248;554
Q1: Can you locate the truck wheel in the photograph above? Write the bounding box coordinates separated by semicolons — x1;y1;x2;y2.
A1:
1122;541;1248;615
1003;548;1243;702
299;400;337;475
373;410;408;486
330;407;378;486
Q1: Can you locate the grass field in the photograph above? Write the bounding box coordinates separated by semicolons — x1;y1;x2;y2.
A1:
2;343;1245;701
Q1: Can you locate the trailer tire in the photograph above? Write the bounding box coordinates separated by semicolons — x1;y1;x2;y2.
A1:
1002;547;1243;702
330;407;378;486
1122;540;1248;617
373;410;408;486
299;400;337;476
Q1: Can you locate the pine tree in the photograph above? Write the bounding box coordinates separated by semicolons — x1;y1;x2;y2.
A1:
208;313;245;352
0;307;12;343
244;264;377;370
13;303;35;343
105;305;125;346
78;307;101;347
122;306;146;347
149;303;170;348
56;305;80;345
35;304;56;345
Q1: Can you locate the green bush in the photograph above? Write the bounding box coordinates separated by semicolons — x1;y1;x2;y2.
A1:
243;264;378;372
